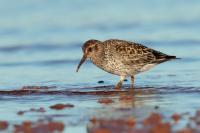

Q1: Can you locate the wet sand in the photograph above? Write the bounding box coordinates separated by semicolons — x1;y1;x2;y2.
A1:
1;85;200;133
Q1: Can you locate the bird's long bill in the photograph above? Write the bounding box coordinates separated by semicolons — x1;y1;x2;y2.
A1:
76;54;87;72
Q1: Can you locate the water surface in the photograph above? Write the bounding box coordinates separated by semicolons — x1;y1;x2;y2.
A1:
0;0;200;132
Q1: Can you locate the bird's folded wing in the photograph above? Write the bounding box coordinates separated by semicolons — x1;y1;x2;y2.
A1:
113;42;158;66
104;39;172;66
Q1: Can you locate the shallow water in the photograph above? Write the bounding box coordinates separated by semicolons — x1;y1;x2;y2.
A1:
0;0;200;132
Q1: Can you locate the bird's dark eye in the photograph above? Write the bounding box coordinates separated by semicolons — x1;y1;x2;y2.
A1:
88;47;92;52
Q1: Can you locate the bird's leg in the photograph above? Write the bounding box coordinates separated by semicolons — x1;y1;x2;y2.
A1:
115;76;125;90
130;76;135;89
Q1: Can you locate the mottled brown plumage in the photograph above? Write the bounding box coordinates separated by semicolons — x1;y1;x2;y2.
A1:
76;39;177;89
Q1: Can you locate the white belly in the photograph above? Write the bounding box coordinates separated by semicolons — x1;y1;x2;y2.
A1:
139;64;156;72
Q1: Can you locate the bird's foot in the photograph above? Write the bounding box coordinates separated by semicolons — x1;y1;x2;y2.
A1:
130;87;134;93
114;83;122;90
130;85;134;90
114;86;121;90
115;76;126;90
128;84;135;93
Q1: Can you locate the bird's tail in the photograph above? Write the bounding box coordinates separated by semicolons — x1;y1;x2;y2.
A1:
156;55;180;64
165;55;181;60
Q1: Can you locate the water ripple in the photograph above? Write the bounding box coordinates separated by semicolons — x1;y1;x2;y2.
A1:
0;86;200;96
0;59;79;67
0;43;81;53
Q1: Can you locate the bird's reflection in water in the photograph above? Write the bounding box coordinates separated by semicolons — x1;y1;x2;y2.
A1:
117;87;157;108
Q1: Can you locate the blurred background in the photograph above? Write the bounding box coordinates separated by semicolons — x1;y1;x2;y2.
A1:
0;0;200;89
1;1;200;133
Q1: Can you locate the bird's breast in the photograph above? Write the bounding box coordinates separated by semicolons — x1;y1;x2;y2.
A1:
91;55;130;76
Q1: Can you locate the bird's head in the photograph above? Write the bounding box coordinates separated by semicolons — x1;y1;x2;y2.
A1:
76;39;101;72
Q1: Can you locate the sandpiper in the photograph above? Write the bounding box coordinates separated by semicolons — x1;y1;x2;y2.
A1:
76;39;177;89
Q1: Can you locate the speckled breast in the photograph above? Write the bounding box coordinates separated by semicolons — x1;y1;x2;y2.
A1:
91;48;136;76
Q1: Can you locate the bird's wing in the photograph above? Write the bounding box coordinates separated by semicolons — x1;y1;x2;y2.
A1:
105;39;171;66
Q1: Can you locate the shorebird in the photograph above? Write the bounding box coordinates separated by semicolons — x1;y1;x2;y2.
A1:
76;39;177;89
